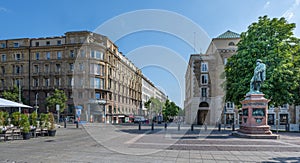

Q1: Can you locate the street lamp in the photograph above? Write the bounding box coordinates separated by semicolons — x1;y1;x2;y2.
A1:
35;93;39;114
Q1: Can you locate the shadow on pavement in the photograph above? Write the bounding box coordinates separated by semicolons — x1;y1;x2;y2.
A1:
263;156;300;163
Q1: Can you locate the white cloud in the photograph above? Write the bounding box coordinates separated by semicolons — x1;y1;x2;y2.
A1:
282;0;300;21
264;1;271;9
283;12;294;20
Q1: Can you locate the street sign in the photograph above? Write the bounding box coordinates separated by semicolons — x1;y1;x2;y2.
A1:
56;104;60;111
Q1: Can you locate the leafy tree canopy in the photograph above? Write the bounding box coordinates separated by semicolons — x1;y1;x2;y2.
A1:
225;15;300;107
2;85;19;102
145;97;164;115
46;89;67;113
162;99;179;121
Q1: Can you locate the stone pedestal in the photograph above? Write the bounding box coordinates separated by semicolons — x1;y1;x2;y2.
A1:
238;94;272;134
233;93;279;139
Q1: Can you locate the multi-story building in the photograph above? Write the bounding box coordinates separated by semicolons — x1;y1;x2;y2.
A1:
141;76;167;118
0;31;143;124
184;30;240;125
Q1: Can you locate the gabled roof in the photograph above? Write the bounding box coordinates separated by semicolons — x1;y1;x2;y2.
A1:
216;30;240;39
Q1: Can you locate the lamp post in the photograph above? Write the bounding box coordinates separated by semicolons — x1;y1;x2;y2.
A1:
35;93;39;114
18;84;21;113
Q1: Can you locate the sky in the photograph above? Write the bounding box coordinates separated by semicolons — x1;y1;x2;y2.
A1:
0;0;300;108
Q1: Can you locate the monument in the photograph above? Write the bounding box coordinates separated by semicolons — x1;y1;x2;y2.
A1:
233;59;279;139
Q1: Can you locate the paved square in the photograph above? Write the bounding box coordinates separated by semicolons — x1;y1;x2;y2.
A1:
0;123;299;162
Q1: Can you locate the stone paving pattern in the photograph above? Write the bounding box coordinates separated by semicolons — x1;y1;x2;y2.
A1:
0;123;299;163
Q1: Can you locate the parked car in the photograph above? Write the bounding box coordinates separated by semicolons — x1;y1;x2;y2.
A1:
134;116;146;124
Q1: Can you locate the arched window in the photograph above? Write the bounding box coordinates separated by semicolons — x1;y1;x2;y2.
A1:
228;42;235;46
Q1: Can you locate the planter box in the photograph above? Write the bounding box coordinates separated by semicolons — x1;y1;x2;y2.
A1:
48;130;56;136
23;132;31;140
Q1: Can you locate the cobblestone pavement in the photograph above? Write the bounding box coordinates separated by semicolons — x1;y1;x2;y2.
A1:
0;123;299;163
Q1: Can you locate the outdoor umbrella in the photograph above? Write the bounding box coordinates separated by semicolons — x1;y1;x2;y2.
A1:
0;98;32;108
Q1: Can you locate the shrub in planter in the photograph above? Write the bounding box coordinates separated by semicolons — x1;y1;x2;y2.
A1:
12;112;21;127
40;113;48;129
29;112;38;127
47;112;56;136
20;114;31;140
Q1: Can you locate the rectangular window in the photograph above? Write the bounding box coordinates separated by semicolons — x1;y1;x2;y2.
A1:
45;64;49;73
33;78;39;87
201;74;208;84
70;50;74;58
35;42;39;47
56;64;61;72
201;88;207;97
57;40;61;45
34;65;39;73
15;65;21;74
1;66;5;75
13;42;19;48
280;114;288;125
45;78;50;86
79;63;84;71
36;52;40;60
46;52;51;60
95;78;100;88
57;51;62;59
201;62;208;72
55;78;60;86
68;77;73;86
1;43;6;48
46;41;50;46
90;50;95;58
69;63;74;71
95;93;101;100
15;54;21;60
1;54;6;62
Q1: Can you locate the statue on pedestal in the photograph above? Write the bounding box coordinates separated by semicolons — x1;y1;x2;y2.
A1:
249;59;266;94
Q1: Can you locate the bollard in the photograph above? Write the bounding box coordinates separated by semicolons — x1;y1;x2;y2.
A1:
178;123;180;131
76;121;79;128
151;123;154;130
191;124;194;131
204;124;207;131
138;122;141;130
232;124;235;131
64;120;66;128
165;123;167;130
218;123;221;131
285;123;288;131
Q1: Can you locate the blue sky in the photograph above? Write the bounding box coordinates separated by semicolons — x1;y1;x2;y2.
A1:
0;0;299;108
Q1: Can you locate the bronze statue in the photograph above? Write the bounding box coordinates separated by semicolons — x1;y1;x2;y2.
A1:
250;59;266;93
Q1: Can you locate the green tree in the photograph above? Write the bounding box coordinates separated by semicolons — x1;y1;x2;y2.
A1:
162;99;179;122
2;85;19;102
46;89;67;113
225;15;300;107
145;97;164;115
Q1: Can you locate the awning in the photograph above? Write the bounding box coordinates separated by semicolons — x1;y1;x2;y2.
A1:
0;98;32;108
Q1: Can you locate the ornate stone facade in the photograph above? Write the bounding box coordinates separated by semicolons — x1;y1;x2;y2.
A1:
0;31;143;123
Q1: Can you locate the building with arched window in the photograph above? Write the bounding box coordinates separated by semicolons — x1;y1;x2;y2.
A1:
184;30;240;125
